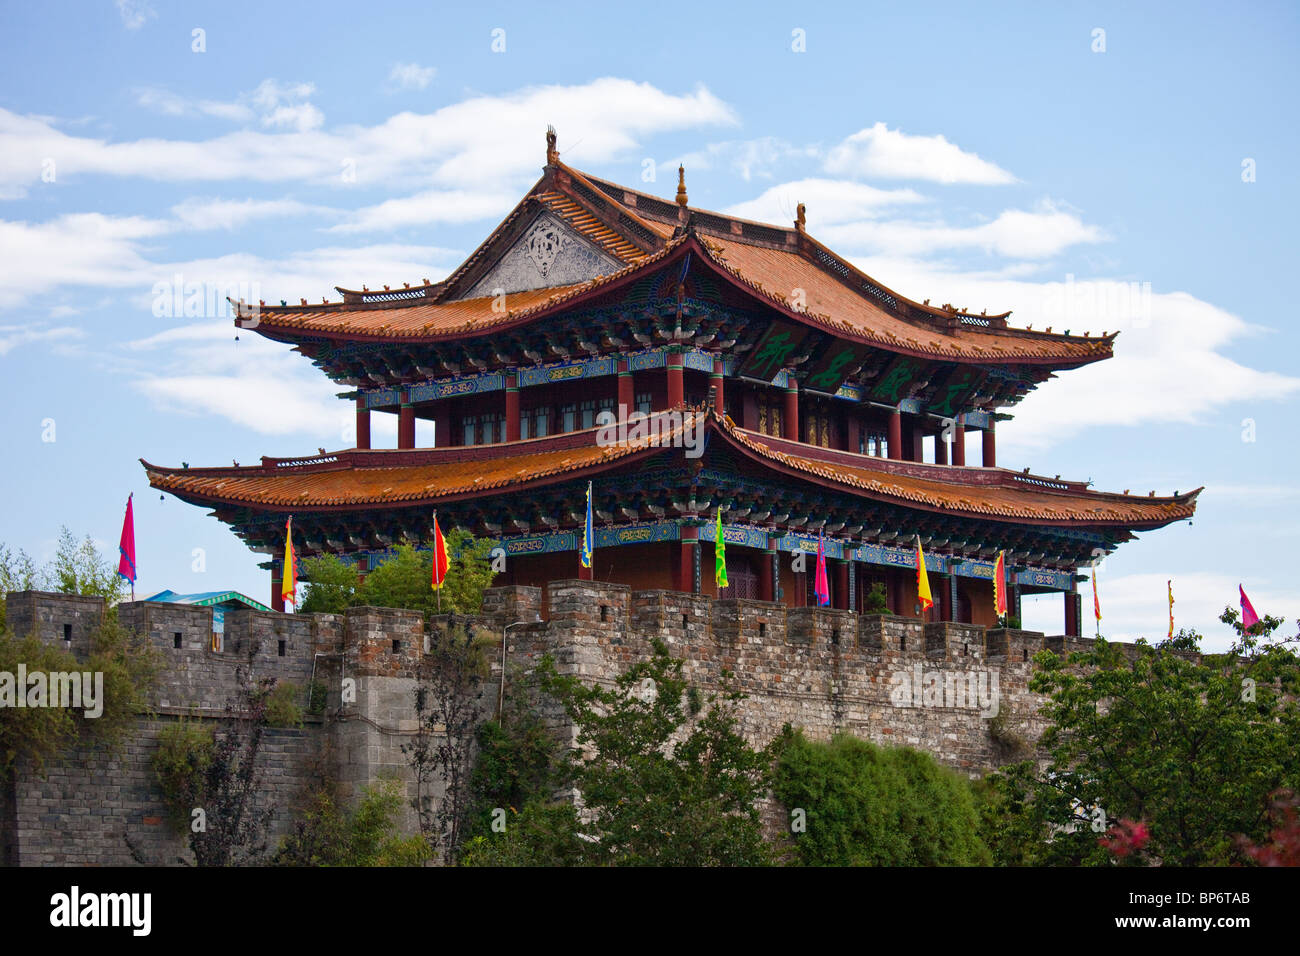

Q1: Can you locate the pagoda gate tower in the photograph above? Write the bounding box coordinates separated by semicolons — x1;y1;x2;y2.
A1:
146;130;1198;633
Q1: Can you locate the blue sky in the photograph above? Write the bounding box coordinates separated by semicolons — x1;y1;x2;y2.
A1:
1;0;1296;650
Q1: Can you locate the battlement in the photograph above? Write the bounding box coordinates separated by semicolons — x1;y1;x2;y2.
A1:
1;583;1163;865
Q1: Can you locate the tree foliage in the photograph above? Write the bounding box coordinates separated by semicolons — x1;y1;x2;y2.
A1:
273;779;431;866
772;729;990;866
536;640;773;866
984;613;1300;866
404;622;492;864
0;613;159;779
148;677;281;866
298;530;496;618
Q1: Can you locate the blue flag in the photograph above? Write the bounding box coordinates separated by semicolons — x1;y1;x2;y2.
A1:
581;481;594;569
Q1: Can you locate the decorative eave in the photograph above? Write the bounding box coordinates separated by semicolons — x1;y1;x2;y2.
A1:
235;233;1111;368
142;410;1198;530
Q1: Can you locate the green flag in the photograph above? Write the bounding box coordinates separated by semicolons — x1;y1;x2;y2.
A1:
715;507;728;589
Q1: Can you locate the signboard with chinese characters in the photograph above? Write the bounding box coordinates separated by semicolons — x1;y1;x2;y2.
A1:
738;320;811;383
803;340;869;395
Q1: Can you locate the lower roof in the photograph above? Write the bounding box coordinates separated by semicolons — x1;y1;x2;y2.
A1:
143;411;1199;530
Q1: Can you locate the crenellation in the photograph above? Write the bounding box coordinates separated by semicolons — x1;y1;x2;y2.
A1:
2;584;1150;865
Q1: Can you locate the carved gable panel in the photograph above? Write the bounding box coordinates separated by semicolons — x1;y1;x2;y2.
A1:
462;212;622;299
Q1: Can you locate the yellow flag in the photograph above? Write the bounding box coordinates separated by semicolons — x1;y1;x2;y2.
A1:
915;536;933;612
282;516;297;608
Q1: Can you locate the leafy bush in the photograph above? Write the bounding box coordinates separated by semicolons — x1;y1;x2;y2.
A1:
275;779;431;866
264;681;304;728
0;614;159;778
152;718;215;833
772;728;991;866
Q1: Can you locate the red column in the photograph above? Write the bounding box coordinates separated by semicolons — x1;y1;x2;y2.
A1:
355;395;370;450
783;380;799;441
935;433;948;465
834;559;849;611
888;409;902;460
982;420;996;468
1065;590;1080;637
758;547;774;602
667;351;684;408
505;375;520;442
952;424;966;466
578;560;593;580
910;424;926;463
398;396;415;450
846;415;861;455
618;360;634;420
433;403;449;448
710;356;724;415
271;567;284;613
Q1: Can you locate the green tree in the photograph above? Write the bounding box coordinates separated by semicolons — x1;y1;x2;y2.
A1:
772;729;991;866
357;531;495;618
0;544;41;630
0;613;159;779
297;555;360;614
536;640;773;866
274;779;430;866
405;622;492;864
985;619;1300;866
49;526;126;605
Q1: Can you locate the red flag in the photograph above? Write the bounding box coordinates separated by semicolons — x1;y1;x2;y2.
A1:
813;533;830;607
431;514;449;591
993;551;1008;616
1092;564;1102;624
1240;585;1260;633
117;493;136;599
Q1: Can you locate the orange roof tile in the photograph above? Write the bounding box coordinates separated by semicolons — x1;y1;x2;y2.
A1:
145;412;1197;529
698;236;1108;363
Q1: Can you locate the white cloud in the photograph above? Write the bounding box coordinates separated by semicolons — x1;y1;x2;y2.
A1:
389;63;437;91
672;137;819;182
1023;571;1299;652
116;0;155;30
824;200;1106;259
844;254;1300;452
0;324;84;356
127;322;399;443
824;122;1017;184
724;178;927;226
135;88;255;123
329;187;519;233
0;207;456;312
0;78;736;194
170;197;332;231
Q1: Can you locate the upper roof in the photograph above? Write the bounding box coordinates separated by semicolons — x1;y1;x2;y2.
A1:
234;133;1115;368
143;410;1198;530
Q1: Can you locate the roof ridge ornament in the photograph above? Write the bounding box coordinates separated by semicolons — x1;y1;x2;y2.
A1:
676;164;688;207
795;202;806;232
546;125;558;166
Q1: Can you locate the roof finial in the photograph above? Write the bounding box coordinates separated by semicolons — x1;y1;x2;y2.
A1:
545;125;558;166
795;202;806;231
676;164;688;207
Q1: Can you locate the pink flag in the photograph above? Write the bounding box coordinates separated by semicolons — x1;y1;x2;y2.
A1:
117;493;136;598
813;533;830;607
1240;585;1260;633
